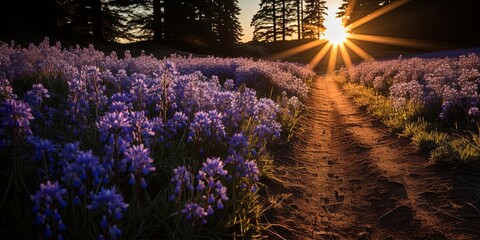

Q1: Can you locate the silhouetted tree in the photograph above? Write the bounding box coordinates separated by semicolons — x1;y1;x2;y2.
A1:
296;0;304;39
130;0;242;46
251;0;277;42
281;0;298;41
56;0;134;42
215;0;243;45
252;0;302;42
303;0;327;39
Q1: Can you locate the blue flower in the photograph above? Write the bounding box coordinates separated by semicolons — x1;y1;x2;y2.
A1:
121;144;155;188
166;111;188;138
31;181;67;239
88;187;129;240
0;99;34;136
170;166;194;201
181;203;208;225
198;157;228;178
96;112;132;142
24;83;50;106
63;150;106;194
188;110;225;142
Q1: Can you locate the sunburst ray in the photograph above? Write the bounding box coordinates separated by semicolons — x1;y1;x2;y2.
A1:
338;43;353;68
344;39;373;61
348;0;412;30
327;44;339;73
269;40;327;60
309;42;332;70
348;33;440;49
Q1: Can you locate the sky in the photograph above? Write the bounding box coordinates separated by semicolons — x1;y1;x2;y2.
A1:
238;0;343;42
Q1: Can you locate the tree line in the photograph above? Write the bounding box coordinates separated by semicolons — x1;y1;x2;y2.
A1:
251;0;328;42
1;0;243;47
2;0;478;47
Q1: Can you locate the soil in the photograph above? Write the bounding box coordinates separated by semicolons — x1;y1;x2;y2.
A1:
262;76;480;240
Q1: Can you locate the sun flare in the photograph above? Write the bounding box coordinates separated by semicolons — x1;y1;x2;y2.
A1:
269;0;432;72
324;25;349;45
323;11;349;45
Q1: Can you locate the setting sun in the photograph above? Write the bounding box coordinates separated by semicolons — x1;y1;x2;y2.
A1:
323;11;349;45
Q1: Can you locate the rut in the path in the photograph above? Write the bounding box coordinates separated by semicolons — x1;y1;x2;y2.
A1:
264;76;480;240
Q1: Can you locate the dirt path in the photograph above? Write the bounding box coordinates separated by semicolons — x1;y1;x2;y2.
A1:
263;76;480;239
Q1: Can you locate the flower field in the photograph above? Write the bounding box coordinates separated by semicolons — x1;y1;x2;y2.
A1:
337;53;480;163
0;38;313;239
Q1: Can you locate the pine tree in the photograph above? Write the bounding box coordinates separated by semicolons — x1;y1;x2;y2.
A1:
251;0;276;42
303;0;327;39
280;0;298;41
252;0;300;42
57;0;135;42
214;0;243;45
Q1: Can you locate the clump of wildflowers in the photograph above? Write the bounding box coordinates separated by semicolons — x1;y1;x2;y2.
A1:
63;150;106;201
24;83;50;107
87;187;129;240
188;110;226;144
121;144;155;188
170;166;194;202
0;99;34;139
0;78;17;100
31;181;67;240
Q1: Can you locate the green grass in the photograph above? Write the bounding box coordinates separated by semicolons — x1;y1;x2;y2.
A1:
334;75;480;165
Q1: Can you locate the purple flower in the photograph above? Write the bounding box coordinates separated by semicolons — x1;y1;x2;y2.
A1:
166;111;188;138
228;133;249;152
468;107;479;118
170;166;194;201
181;203;208;225
108;101;131;112
189;157;229;221
63;150;106;194
0;99;34;135
59;142;81;163
31;181;67;239
24;83;50;106
0;78;17;100
121;144;155;188
198;157;228;178
28;136;58;163
241;160;260;182
188;110;225;142
128;111;155;145
96;112;132;142
88;187;129;240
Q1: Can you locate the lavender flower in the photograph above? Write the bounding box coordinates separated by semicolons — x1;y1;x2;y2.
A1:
128;111;155;145
0;78;17;100
63;150;106;196
0;99;34;135
188;110;226;143
96;112;132;142
198;157;228;178
88;187;129;240
121;144;155;188
24;83;50;106
170;166;194;201
181;203;208;225
31;181;67;239
165;111;188;138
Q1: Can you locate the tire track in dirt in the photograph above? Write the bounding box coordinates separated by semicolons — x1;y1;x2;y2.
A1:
263;76;480;239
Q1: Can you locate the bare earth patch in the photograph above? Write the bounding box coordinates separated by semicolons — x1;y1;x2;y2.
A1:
263;76;480;240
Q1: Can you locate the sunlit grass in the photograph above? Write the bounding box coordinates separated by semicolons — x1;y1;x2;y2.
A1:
335;74;480;165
